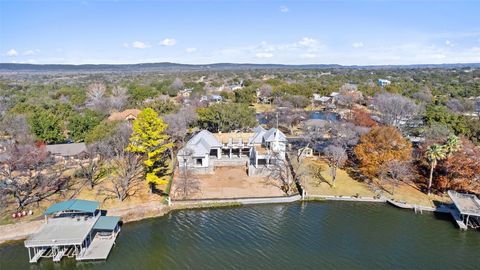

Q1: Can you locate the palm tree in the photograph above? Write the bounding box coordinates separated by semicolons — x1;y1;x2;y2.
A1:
444;135;461;157
425;144;447;195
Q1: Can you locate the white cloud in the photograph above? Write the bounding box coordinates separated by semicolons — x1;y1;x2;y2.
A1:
298;37;318;48
23;49;39;56
445;40;454;47
218;38;325;63
160;38;177;46
185;47;197;53
255;52;274;58
132;41;151;49
280;6;289;13
6;49;18;56
124;41;151;49
352;42;364;48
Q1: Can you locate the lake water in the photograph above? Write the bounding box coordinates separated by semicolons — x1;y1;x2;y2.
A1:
309;111;339;121
1;202;479;270
256;111;339;124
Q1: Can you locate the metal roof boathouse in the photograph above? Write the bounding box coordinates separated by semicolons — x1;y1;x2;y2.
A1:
24;199;121;263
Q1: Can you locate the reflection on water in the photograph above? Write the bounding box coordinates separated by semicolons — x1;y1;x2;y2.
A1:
1;202;479;270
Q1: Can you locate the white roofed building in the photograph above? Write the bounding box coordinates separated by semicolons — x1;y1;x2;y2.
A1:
177;126;288;175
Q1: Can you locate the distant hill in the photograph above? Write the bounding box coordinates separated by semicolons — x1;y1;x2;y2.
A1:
0;62;479;73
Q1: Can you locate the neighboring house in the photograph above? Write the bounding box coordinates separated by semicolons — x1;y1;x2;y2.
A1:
210;95;223;103
107;109;141;121
378;79;391;87
330;92;340;98
256;89;271;104
313;94;331;104
177;126;287;174
229;80;244;91
46;143;87;161
177;88;193;98
298;146;314;158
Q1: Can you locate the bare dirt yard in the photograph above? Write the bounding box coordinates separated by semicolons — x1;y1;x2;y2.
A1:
171;166;285;200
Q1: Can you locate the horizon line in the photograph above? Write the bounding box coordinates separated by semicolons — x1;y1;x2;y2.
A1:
1;61;479;67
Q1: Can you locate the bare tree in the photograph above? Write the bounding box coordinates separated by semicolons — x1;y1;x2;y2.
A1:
336;84;363;109
379;160;413;195
109;86;128;112
267;105;306;135
258;84;273;103
446;98;475;113
174;148;201;199
0;114;34;144
86;82;106;109
323;145;348;187
78;143;104;189
171;78;184;90
372;93;421;128
328;122;368;148
412;88;433;104
79;123;132;189
98;122;132;158
100;152;143;201
164;106;198;146
0;142;71;209
266;153;294;195
289;95;310;109
0;96;10;119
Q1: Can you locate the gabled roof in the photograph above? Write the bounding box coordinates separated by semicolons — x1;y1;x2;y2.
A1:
93;216;121;231
44;199;99;215
108;109;141;121
249;127;287;144
178;130;222;157
263;128;287;143
249;129;266;144
46;143;87;157
253;125;266;133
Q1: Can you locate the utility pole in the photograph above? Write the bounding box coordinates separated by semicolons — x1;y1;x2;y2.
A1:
276;112;279;129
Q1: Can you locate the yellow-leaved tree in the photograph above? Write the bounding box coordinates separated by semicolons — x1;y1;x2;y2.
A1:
127;108;173;191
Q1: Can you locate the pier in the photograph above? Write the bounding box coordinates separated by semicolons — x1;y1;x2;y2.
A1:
24;199;121;263
447;190;480;230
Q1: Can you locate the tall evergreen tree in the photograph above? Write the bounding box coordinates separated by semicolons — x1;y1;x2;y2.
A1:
127;108;173;191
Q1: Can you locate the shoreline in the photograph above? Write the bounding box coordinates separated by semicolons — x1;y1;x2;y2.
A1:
0;194;453;246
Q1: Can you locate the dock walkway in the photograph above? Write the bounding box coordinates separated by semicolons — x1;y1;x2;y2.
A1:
448;208;468;230
77;236;116;261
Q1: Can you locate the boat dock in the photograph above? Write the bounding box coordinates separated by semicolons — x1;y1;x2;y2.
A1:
447;190;480;230
24;199;121;263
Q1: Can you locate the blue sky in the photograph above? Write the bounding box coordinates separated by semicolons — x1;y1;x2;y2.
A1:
1;0;479;65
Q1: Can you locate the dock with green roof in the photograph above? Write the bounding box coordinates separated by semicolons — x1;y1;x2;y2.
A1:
24;199;121;263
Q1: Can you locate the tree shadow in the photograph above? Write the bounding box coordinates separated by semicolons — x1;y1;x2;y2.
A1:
150;183;168;196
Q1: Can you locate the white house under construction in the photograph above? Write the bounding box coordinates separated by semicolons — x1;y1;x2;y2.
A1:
24;199;121;263
177;126;287;175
